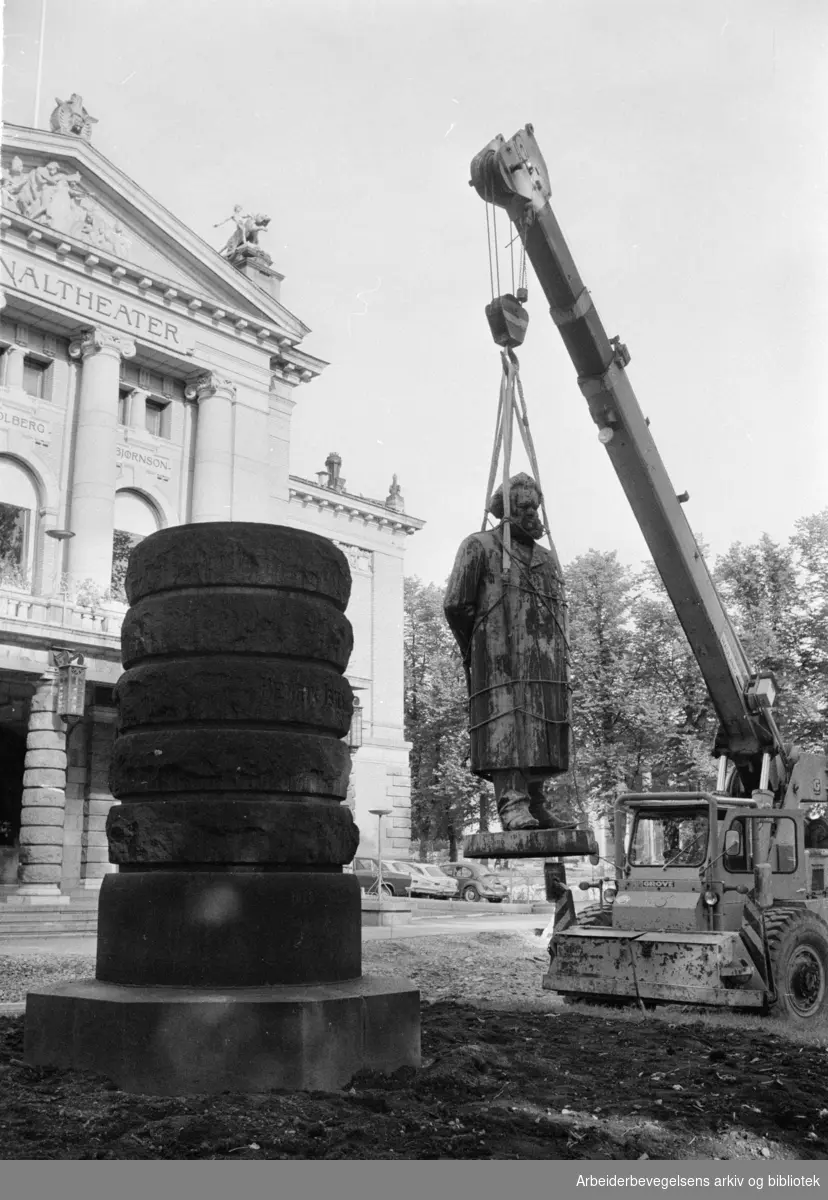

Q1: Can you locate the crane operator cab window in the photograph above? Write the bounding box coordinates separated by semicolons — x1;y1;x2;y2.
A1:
723;815;797;874
629;809;709;869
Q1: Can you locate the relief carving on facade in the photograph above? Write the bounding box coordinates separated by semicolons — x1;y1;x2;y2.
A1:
1;156;132;260
335;541;374;575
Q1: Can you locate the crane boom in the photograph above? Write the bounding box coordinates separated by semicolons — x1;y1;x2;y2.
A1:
470;125;781;778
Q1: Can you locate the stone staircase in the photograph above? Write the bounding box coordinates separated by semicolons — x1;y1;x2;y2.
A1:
0;899;99;940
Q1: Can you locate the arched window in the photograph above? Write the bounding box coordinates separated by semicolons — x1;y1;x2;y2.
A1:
0;457;39;589
111;490;161;600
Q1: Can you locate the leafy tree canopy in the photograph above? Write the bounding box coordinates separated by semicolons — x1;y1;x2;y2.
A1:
404;510;828;848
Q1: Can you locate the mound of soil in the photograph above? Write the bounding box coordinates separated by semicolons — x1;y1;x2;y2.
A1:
2;931;827;1160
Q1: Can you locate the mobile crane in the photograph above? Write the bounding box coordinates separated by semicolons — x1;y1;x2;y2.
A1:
470;126;828;1021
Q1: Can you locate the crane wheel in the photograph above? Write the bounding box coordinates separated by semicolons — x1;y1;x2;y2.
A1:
765;909;828;1023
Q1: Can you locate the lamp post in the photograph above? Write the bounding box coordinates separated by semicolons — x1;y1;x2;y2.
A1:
369;808;392;905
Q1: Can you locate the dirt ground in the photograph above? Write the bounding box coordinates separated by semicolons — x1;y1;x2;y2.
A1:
2;929;828;1160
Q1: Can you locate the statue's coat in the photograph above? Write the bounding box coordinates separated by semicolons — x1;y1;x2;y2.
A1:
444;528;571;776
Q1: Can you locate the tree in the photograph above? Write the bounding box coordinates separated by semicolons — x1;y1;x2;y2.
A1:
0;501;27;587
627;565;717;791
403;577;492;857
715;533;798;677
789;510;828;750
110;529;143;602
562;550;638;823
403;509;828;852
715;518;828;753
552;552;717;825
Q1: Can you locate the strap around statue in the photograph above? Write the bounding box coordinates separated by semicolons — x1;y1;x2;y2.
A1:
482;349;559;573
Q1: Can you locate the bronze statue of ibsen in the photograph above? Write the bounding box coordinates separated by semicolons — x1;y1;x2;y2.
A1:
444;472;572;832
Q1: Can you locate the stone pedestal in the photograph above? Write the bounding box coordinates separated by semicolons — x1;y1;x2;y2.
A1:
25;523;420;1093
25;977;419;1095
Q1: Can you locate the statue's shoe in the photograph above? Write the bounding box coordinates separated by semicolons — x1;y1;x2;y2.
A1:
498;791;540;831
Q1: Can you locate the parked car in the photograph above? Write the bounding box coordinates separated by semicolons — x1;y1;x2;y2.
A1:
349;856;412;897
440;861;509;903
386;860;459;899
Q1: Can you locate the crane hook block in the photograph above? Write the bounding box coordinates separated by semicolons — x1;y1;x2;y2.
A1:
485;294;529;348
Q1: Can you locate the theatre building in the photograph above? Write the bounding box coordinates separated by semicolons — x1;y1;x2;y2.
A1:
0;108;422;903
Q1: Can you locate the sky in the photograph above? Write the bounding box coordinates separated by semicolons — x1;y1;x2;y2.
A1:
3;0;827;586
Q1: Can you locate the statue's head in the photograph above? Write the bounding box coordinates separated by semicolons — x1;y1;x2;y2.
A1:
489;472;544;542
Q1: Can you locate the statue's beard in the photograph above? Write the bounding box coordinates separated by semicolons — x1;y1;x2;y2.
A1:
508;513;545;543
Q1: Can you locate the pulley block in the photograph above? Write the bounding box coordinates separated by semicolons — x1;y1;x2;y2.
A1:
485;293;529;348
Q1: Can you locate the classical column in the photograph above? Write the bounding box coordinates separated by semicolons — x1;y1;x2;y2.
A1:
67;329;136;590
13;671;69;903
3;344;26;390
187;372;235;522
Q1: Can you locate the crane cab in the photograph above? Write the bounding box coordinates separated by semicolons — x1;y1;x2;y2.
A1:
612;794;812;932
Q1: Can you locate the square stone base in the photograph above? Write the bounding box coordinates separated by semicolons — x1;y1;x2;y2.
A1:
24;975;421;1095
361;896;412;926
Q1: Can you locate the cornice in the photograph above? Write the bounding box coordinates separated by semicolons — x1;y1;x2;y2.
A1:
1;125;326;374
288;476;425;536
0;209;327;380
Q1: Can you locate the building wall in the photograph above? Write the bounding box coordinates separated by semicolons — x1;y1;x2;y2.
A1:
0;124;423;894
282;486;418;857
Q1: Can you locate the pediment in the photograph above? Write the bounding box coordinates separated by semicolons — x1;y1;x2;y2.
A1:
1;127;304;335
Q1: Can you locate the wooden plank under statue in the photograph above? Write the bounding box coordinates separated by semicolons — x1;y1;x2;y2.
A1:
444;472;573;834
463;828;598;860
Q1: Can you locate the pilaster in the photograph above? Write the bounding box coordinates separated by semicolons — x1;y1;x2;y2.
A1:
125;387;149;431
370;549;406;741
3;344;26;390
267;375;296;513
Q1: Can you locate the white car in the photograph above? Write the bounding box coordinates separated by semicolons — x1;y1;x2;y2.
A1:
385;860;459;899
